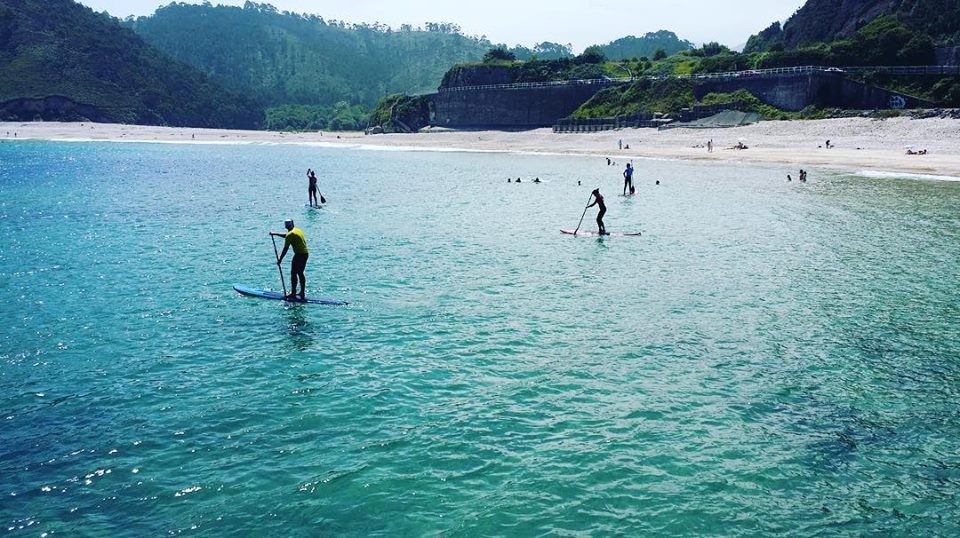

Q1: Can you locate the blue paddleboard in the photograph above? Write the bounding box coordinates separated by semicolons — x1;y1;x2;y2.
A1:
233;284;348;305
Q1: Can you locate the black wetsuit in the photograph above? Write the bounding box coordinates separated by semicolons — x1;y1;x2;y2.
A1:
595;194;607;235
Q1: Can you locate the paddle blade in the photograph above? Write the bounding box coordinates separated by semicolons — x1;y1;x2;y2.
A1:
320;193;327;204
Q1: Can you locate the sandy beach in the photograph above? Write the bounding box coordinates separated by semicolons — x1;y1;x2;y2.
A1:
3;117;959;178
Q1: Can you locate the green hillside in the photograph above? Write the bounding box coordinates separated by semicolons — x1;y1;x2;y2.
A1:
0;0;261;127
125;3;494;108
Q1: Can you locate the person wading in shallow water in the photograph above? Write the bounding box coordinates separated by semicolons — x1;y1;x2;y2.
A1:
270;219;309;300
586;188;607;235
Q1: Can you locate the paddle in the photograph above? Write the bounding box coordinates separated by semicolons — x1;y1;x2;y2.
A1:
319;192;326;204
573;192;593;235
270;234;288;297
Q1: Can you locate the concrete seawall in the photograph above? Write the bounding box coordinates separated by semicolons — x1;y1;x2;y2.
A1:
694;71;933;111
430;83;611;129
427;71;936;130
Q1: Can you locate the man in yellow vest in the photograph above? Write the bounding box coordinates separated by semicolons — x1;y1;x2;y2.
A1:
270;219;309;300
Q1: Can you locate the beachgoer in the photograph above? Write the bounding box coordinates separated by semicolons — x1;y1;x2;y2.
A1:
787;174;792;182
618;139;622;150
516;178;522;183
534;177;541;183
655;180;660;185
269;219;309;300
707;139;713;153
623;163;634;195
826;140;832;149
586;189;607;235
307;169;320;207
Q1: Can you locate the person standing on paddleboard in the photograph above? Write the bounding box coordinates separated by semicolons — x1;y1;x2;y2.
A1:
307;169;320;207
586;189;607;235
623;163;634;195
270;219;309;300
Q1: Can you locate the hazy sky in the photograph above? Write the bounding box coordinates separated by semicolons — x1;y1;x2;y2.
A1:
77;0;806;51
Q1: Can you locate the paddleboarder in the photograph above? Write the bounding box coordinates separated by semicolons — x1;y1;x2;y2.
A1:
623;163;634;195
586;189;607;235
307;169;320;207
270;219;309;300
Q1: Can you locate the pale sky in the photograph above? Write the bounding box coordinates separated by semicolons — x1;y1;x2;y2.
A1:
77;0;806;51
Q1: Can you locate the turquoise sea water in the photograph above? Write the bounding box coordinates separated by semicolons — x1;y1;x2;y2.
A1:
1;139;959;536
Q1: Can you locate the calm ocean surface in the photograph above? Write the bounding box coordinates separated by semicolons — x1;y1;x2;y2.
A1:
1;139;959;536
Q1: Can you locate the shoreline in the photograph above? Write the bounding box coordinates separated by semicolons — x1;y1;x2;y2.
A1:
3;118;960;178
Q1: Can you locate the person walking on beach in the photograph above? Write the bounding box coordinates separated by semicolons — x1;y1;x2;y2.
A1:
623;162;634;195
586;189;607;235
707;139;713;153
307;169;320;207
270;219;309;300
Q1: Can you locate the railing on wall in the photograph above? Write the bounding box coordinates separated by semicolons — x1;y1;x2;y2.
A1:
437;78;624;93
438;65;960;93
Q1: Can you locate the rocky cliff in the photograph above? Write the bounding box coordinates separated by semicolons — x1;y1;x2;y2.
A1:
746;0;960;52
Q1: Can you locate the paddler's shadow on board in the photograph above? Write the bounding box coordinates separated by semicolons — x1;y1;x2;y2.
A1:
284;307;314;351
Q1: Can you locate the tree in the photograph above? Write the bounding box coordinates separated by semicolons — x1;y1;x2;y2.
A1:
699;42;728;57
483;47;516;63
577;45;606;64
653;48;667;61
533;41;573;60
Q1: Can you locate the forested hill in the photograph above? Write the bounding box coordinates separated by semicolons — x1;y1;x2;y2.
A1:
0;0;261;127
745;0;960;53
125;2;494;107
598;31;694;60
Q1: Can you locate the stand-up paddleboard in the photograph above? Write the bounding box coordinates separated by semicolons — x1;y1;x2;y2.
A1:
305;203;324;210
560;229;641;237
234;284;348;305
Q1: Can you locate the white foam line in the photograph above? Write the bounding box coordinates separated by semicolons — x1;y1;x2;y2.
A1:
39;137;288;146
855;170;960;182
